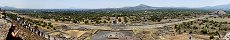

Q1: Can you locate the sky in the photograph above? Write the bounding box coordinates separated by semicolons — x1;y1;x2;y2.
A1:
1;0;230;9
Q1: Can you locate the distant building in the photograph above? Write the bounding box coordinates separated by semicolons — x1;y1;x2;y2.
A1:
106;32;140;40
219;32;230;40
209;10;226;15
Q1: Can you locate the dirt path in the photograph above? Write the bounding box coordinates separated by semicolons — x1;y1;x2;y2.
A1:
129;15;211;29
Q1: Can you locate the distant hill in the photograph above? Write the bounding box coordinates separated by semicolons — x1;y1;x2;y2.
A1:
202;4;230;10
0;4;197;11
121;4;159;10
0;6;17;10
89;4;191;11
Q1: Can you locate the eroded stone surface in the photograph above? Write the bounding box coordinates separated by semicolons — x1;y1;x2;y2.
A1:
0;19;11;40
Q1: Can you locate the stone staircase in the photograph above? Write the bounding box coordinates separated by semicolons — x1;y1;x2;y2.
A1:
12;19;48;40
0;18;47;40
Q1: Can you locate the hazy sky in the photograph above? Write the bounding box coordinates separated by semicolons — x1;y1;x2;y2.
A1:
1;0;230;9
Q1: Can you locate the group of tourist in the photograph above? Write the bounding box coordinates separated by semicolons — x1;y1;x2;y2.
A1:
1;8;22;40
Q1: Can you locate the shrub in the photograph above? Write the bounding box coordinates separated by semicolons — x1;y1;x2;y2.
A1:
201;29;208;34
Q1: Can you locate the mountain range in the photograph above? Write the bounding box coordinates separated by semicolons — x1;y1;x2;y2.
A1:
0;6;17;10
1;4;230;10
202;4;230;10
120;4;230;10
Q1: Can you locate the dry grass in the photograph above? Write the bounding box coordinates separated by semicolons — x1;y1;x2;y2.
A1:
20;15;78;27
208;17;230;22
